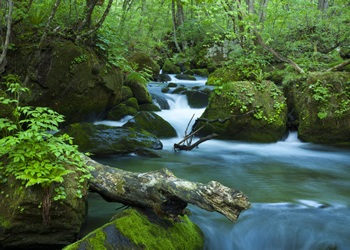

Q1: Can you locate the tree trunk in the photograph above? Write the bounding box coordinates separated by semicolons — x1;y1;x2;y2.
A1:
172;1;182;53
23;0;62;87
0;0;13;74
177;0;187;50
259;0;269;22
235;1;305;74
325;59;350;72
76;0;113;41
77;0;98;32
84;156;251;223
245;0;255;13
318;0;329;11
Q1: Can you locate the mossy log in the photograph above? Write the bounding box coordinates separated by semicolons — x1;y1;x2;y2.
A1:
84;156;251;223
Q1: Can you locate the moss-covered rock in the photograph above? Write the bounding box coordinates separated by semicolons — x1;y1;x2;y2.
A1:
58;122;163;155
139;104;162;112
127;106;138;116
129;52;160;77
6;41;123;126
168;82;178;87
63;206;204;250
161;86;170;93
172;86;187;94
0;163;87;249
107;104;129;121
123;111;177;138
186;90;210;108
163;60;181;74
192;69;209;77
125;72;153;104
198;81;287;142
122;97;139;111
122;86;133;102
159;73;172;83
184;69;194;75
175;74;196;81
284;72;350;143
206;67;244;86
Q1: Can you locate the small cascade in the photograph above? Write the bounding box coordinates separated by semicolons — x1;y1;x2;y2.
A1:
284;131;301;143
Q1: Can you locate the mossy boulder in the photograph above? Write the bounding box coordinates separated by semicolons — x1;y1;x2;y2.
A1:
175;74;196;81
172;86;187;94
168;82;178;87
163;60;181;74
184;69;194;75
150;93;170;110
284;72;350;143
122;86;133;102
161;86;170;93
198;81;287;142
206;66;251;86
139;104;162;112
0;163;87;249
63;206;205;250
6;41;123;126
123;111;177;138
159;73;171;82
125;72;153;104
129;52;160;77
186;90;210;108
121;97;139;111
192;69;209;77
58;122;163;155
107;104;129;121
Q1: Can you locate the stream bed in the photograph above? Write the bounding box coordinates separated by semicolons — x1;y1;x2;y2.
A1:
82;76;350;249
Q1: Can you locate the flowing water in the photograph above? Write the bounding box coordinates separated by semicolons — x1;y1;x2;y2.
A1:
82;75;350;250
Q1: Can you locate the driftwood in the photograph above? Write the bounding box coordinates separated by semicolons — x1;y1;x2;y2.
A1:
174;110;256;151
326;58;350;72
84;156;251;223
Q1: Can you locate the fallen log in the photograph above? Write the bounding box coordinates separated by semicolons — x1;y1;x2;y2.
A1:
84;156;251;223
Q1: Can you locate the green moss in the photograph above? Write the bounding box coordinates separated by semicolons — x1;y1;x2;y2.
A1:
199;80;287;142
115;179;125;195
163;60;181;74
122;97;139;111
129;52;160;77
114;208;204;250
192;69;209;77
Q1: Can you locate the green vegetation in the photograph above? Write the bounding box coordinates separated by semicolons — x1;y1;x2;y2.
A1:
0;75;93;219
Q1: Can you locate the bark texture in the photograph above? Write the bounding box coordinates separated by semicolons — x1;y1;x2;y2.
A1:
84;156;251;223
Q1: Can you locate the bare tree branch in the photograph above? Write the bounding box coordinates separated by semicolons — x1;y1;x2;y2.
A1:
326;59;350;72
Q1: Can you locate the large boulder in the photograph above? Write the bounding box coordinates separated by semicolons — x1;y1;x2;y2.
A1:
284;72;350;143
63;206;205;250
198;81;288;142
162;59;181;74
206;67;247;85
58;122;163;155
123;111;177;138
0;163;88;249
129;52;160;77
6;41;123;125
125;72;153;104
121;86;133;101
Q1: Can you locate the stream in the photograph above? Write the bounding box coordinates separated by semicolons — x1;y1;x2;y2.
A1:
82;75;350;250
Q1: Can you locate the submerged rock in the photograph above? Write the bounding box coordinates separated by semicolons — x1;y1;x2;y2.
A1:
58;122;163;155
0;163;87;249
284;72;350;143
175;74;196;81
63;206;205;250
123;111;177;138
199;81;287;142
